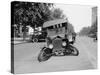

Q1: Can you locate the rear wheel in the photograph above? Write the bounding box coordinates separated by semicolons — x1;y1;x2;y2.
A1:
33;38;38;42
69;45;79;56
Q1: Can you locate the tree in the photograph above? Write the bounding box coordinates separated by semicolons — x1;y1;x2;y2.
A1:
13;1;53;26
12;1;53;40
51;8;66;19
79;16;97;37
79;26;91;36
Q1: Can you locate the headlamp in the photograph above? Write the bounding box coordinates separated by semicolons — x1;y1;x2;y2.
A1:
49;44;53;49
62;42;66;46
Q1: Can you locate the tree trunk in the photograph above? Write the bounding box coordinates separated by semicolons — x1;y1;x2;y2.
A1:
23;25;27;41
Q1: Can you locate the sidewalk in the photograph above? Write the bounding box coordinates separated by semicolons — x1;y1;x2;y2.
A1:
11;38;30;45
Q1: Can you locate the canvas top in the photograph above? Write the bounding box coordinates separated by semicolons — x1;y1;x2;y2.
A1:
43;19;67;28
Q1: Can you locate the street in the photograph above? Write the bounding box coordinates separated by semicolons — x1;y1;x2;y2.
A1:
14;36;97;74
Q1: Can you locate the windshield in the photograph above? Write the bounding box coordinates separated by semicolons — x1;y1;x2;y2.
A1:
47;27;66;37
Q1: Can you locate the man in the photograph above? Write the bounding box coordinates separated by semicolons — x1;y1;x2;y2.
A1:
72;32;76;43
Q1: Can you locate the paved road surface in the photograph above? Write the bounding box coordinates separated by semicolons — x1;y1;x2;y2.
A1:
14;36;97;74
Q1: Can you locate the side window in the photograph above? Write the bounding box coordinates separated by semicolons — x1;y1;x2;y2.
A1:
55;25;57;28
58;24;61;28
62;22;67;27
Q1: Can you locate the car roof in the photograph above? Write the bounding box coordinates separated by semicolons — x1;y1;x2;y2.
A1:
43;19;67;28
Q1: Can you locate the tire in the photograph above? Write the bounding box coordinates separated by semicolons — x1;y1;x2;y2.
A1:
33;38;38;42
69;45;79;56
38;47;52;62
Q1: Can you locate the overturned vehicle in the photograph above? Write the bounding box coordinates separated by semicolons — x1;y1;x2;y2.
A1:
38;19;79;62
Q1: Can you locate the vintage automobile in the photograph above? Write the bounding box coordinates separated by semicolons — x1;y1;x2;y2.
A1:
30;27;47;42
38;19;79;62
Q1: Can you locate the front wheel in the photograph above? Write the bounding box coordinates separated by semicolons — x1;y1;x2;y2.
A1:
38;47;52;62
